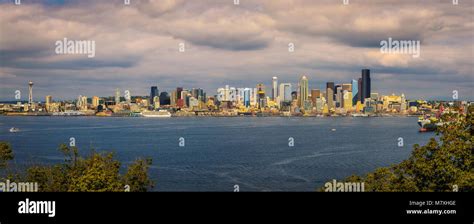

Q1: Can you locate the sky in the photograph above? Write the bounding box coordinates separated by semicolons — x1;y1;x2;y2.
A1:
0;0;473;101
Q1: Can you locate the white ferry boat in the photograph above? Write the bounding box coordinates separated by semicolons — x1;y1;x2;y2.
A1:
141;110;172;118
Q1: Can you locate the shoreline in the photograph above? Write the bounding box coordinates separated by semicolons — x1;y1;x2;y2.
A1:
0;113;420;118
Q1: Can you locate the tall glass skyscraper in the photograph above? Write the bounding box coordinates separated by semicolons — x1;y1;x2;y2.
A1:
361;69;371;103
351;79;358;105
298;75;308;107
150;86;159;104
272;76;278;101
243;88;251;107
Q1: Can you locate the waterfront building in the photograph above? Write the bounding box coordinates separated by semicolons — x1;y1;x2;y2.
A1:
92;96;99;108
80;95;88;111
401;94;407;113
45;95;52;112
115;88;121;104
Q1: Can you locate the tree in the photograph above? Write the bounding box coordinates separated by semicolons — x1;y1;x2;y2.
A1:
0;142;14;168
327;105;474;192
0;142;154;192
123;158;154;192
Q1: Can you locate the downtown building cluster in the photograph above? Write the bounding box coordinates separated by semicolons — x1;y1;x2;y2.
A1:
1;68;469;117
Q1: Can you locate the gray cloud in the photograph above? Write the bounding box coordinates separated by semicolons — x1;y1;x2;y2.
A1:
0;0;473;101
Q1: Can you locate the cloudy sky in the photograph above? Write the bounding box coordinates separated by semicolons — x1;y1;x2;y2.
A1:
0;0;473;101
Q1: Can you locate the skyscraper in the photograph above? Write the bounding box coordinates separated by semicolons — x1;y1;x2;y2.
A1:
335;84;342;108
115;88;121;104
159;92;170;105
311;89;320;105
343;90;353;111
176;87;183;99
326;82;335;110
243;88;251;107
92;96;99;108
45;95;52;112
361;69;371;103
272;76;278;101
150;86;159;104
357;78;362;102
257;84;266;108
298;75;308;107
28;81;33;105
81;96;88;111
351;79;358;106
279;83;292;102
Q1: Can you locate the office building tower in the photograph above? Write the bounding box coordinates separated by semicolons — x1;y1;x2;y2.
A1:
351;79;358;106
279;83;292;102
160;92;170;105
357;78;362;102
80;95;88;111
311;89;320;105
92;96;99;108
243;88;251;107
272;76;278;101
150;86;159;104
326;82;335;110
45;95;52;112
298;75;308;107
257;84;266;108
170;91;177;106
176;87;183;100
343;90;353;111
335;84;342;107
342;83;352;92
115;88;121;104
361;69;371;103
291;91;297;101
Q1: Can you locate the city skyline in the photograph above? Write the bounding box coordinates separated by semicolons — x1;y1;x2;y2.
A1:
0;0;473;101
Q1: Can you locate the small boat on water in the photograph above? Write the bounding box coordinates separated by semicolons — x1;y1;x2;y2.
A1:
141;110;172;118
9;127;20;133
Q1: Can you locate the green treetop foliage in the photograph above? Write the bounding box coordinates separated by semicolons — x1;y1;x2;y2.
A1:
0;143;154;192
339;105;474;192
0;142;14;168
